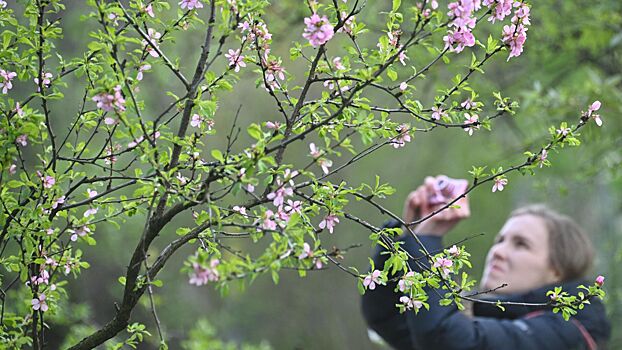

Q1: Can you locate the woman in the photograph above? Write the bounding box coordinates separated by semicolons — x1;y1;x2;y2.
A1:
361;175;611;350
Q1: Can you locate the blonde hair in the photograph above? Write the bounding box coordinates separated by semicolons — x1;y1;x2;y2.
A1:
510;204;594;281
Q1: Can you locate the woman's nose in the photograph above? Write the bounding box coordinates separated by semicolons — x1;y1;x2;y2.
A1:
490;242;508;261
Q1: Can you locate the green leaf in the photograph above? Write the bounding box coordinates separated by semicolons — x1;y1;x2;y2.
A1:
392;0;401;11
119;276;126;286
211;149;224;162
247;123;263;140
387;67;398;81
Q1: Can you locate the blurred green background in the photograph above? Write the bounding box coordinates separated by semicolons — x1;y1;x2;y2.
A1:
20;0;621;348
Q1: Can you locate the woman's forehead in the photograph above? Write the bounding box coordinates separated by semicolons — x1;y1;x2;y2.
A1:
498;214;548;240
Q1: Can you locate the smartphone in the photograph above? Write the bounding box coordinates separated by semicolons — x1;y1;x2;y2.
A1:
427;176;468;206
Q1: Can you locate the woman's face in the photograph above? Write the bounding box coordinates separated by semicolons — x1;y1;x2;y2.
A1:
481;214;561;294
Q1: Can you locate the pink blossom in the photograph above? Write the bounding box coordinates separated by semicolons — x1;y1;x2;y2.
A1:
0;68;17;94
400;295;423;310
189;259;220;286
461;98;476;109
144;4;155;17
46;228;54;235
431;106;447;120
448;245;460;256
70;226;91;241
298;242;313;260
179;0;203;10
246;183;255;193
309;143;321;158
83;207;98;218
266;121;280;130
502;23;527;60
595;275;605;287
319;158;333;174
433;257;453;276
31;293;49;312
586;101;603;126
176;173;188;185
511;3;530;25
487;0;513;23
136;64;151;81
302;14;335;47
262;210;277;230
263;52;286;82
556;126;571;136
51;196;65;209
191;113;204;128
238;20;272;47
31;268;50;286
143;28;162;57
363;270;382;290
284;199;302;214
392;124;411;148
92;85;126;112
492;177;507;192
0;1;6;8
267;183;293;207
399;82;408;91
337;11;355;35
443;28;475;53
537;149;548;168
42;175;55;189
225;49;246;72
398;271;415;292
397;47;408;65
34;72;53;91
16;134;28;146
8;164;17;174
319;214;339;233
15;102;24;117
387;30;401;47
333;57;345;70
232;205;248;217
463;113;479;136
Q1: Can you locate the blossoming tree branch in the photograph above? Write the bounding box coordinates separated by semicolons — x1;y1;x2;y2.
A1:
0;0;606;348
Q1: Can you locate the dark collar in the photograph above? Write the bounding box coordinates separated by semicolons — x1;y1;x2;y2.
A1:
472;280;585;319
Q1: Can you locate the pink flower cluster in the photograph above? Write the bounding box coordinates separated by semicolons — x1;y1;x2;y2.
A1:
501;23;527;60
399;295;423;310
443;0;480;53
485;1;531;60
302;14;334;47
433;256;453;276
262;50;287;90
391;124;412;149
298;242;323;269
189;259;220;286
238;19;272;49
92;85;126;113
34;72;53;91
69;226;91;242
0;68;17;94
363;270;383;290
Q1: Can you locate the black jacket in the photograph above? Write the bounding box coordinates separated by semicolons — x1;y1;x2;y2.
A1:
361;221;611;350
